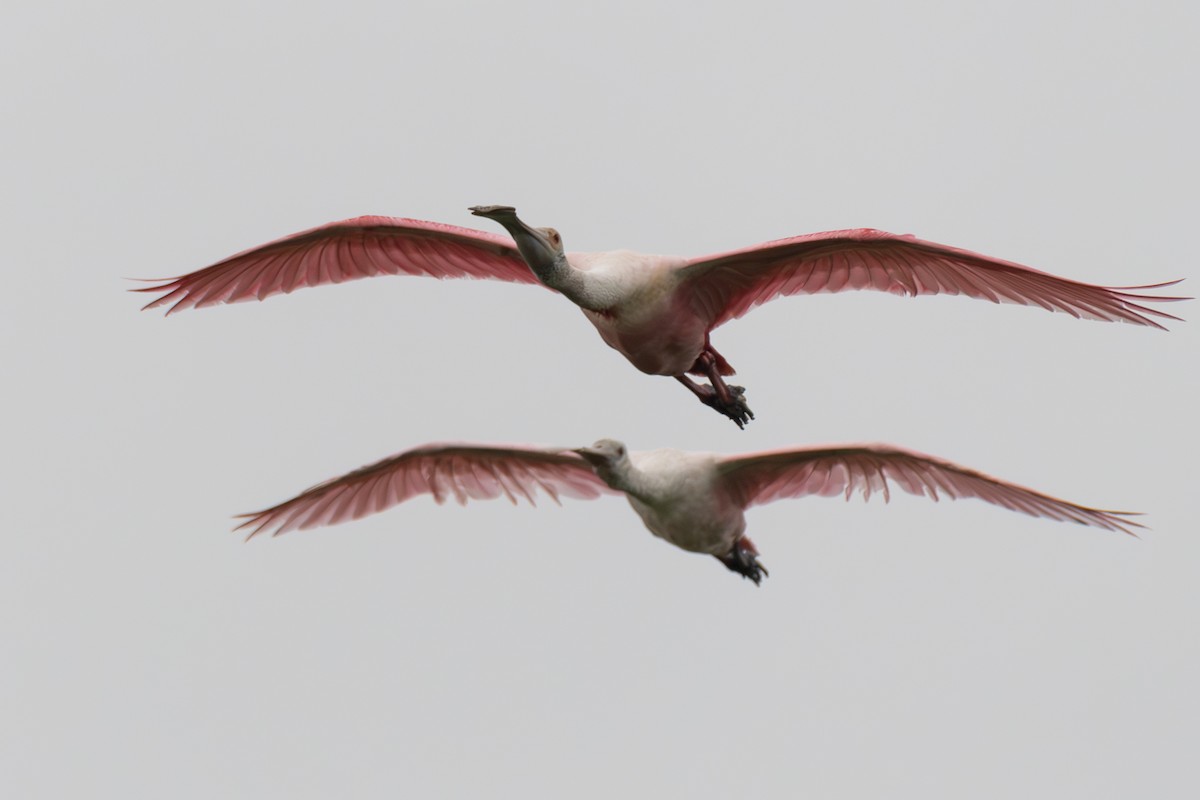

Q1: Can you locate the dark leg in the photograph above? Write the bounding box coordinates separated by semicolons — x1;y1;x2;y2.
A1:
675;351;755;429
715;539;769;586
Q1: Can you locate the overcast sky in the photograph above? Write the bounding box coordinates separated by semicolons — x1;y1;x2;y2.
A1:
4;1;1198;797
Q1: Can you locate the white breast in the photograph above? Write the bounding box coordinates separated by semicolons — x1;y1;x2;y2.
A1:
623;449;746;555
569;251;708;375
567;250;684;312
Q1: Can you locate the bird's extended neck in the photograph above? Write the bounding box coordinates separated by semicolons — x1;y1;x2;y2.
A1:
595;458;655;502
534;253;607;311
468;206;609;312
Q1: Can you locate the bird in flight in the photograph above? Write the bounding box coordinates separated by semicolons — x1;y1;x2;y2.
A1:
235;439;1141;585
136;207;1186;427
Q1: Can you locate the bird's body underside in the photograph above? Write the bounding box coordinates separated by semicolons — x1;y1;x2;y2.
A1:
615;449;766;583
617;448;748;554
135;207;1187;427
565;250;708;376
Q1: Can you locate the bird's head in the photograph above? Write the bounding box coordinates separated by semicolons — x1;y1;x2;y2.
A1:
469;205;564;275
572;439;629;479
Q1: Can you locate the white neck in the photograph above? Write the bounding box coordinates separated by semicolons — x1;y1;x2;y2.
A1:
595;458;655;502
536;253;608;311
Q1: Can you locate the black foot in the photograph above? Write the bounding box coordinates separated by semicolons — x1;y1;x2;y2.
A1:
716;547;769;586
699;384;755;429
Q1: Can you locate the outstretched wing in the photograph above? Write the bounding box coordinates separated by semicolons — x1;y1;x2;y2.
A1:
715;445;1141;535
135;216;540;314
236;443;613;539
677;229;1186;330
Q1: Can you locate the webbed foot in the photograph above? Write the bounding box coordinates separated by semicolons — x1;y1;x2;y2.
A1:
676;375;755;428
700;383;755;429
716;544;769;585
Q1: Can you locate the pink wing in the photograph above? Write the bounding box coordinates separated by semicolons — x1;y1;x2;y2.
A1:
678;229;1186;329
715;445;1141;535
135;216;540;314
235;443;613;539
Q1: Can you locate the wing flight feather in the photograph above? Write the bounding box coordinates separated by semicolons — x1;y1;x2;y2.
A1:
679;229;1186;329
236;444;612;539
135;216;538;314
716;445;1141;535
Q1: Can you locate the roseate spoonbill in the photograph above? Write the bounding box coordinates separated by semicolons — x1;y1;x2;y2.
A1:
136;207;1186;427
235;439;1140;585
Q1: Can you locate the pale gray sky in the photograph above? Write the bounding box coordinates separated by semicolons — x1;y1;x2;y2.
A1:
3;1;1198;797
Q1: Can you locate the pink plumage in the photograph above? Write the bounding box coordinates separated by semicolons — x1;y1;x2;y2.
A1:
136;208;1187;426
680;228;1183;329
135;216;538;315
716;445;1136;533
235;445;611;539
234;440;1141;583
